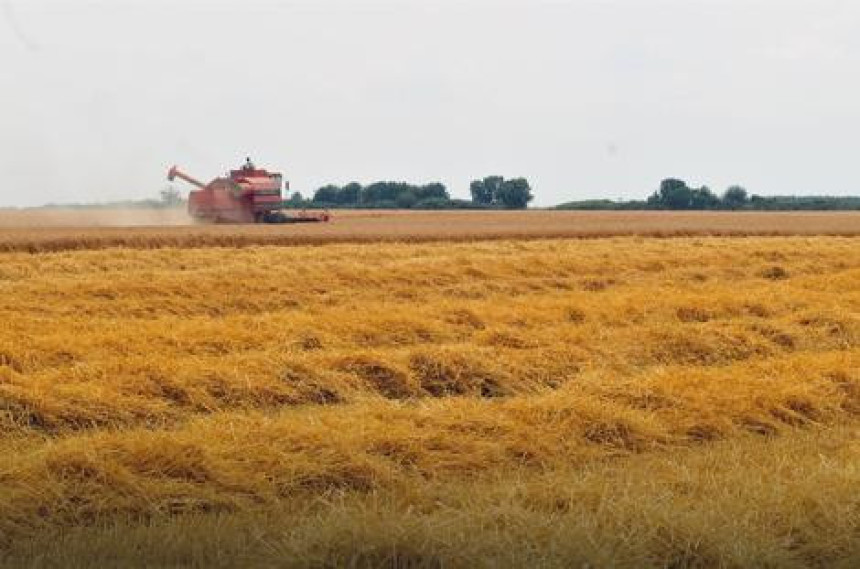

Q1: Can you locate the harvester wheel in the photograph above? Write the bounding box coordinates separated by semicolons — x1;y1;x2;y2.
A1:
262;211;290;224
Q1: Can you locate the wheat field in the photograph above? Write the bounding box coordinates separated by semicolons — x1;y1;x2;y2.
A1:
1;233;859;567
1;209;859;252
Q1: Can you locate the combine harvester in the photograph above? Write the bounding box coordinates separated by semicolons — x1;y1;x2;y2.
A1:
167;158;331;224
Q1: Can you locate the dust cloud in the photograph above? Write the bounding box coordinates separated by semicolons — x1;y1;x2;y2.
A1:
0;208;194;228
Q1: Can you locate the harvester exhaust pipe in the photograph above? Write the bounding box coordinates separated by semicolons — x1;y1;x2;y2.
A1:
167;166;208;190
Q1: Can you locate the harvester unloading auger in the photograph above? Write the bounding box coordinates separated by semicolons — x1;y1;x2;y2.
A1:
167;158;331;224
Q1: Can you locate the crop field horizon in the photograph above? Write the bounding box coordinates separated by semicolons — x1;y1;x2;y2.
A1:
1;234;859;566
0;209;859;253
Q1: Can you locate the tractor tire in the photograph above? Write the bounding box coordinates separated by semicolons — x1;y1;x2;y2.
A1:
261;211;290;224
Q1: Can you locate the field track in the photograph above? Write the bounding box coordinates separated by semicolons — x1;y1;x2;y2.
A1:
0;209;859;252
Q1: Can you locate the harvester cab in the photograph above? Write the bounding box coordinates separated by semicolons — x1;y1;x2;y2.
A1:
166;160;331;225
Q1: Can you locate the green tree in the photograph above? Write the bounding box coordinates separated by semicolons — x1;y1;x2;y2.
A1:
363;182;398;203
496;178;534;209
286;191;306;207
395;190;418;209
416;183;449;201
469;180;491;205
338;183;361;205
470;176;504;205
648;179;694;209
690;186;720;209
723;186;749;210
313;185;340;204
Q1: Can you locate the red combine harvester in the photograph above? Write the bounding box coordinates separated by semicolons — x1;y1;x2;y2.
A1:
167;158;330;224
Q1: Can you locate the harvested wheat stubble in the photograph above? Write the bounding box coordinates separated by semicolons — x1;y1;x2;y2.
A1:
0;209;859;252
1;236;859;566
4;427;859;568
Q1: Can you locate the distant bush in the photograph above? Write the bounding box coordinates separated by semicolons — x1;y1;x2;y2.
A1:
748;195;860;211
414;197;457;210
556;200;649;211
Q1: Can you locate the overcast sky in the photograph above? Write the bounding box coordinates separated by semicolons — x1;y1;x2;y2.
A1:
1;0;858;207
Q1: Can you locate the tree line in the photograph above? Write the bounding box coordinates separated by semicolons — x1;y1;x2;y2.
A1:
293;176;534;210
646;179;751;210
145;175;858;212
557;178;860;211
303;181;451;209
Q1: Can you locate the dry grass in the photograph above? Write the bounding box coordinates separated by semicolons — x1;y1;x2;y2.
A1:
5;427;859;568
0;209;858;252
1;236;859;565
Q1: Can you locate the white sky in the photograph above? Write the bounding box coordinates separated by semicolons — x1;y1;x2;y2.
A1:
1;0;858;207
